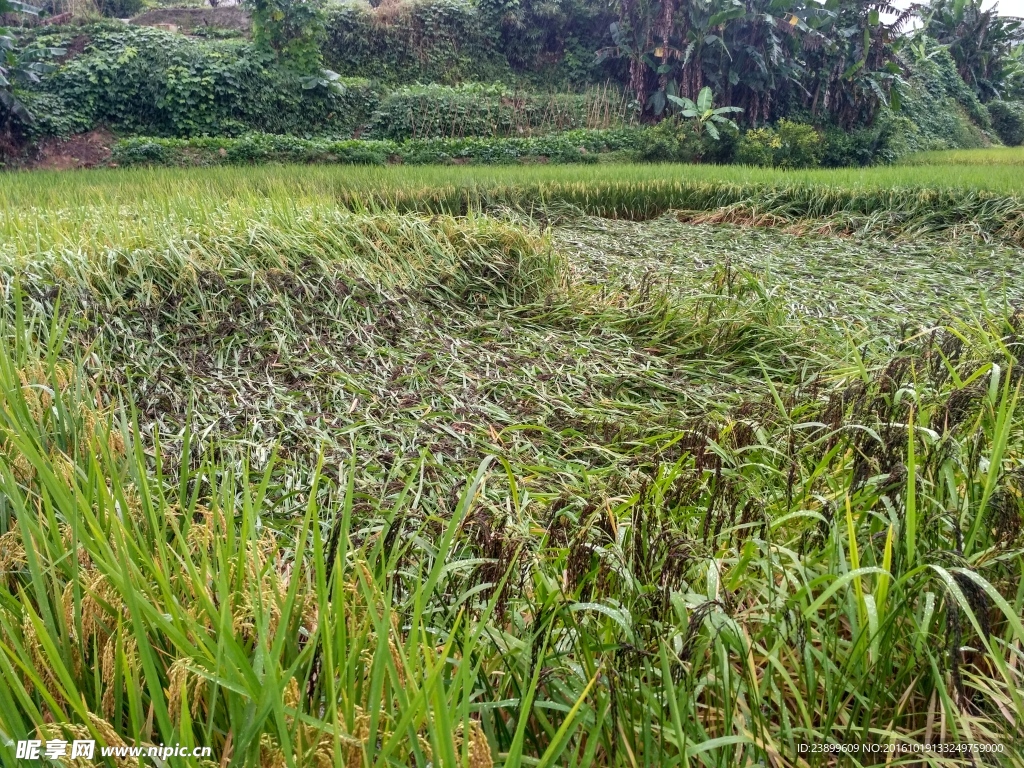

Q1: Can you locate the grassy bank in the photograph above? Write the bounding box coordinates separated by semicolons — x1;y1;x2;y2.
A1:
0;170;1022;765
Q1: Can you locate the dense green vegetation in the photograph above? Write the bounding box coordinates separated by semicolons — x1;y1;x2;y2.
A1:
110;128;642;167
2;0;1022;168
9;22;627;140
362;84;628;141
12;23;381;139
989;99;1024;146
1;163;1023;765
924;0;1023;102
1;0;61;129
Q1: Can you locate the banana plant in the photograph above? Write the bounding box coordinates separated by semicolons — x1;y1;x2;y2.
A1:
924;0;1024;100
1;0;63;125
667;85;742;139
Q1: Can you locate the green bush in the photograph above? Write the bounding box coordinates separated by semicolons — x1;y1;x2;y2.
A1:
635;119;686;162
988;100;1024;146
820;128;872;167
736;119;822;168
111;127;644;167
20;25;382;138
188;27;246;40
364;83;626;140
735;127;776;167
111;135;386;166
396;130;620;164
110;139;172;165
820;112;921;167
17;21;622;143
11;90;93;139
919;44;991;130
864;111;923;164
635;118;737;164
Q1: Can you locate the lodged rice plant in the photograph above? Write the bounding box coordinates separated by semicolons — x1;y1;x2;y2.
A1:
3;163;1024;246
0;177;1022;766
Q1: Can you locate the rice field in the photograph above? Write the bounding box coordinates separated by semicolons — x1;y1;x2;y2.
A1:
901;147;1024;167
0;165;1022;766
3;160;1024;210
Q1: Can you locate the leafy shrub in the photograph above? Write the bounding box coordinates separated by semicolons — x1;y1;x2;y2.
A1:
110;135;364;166
21;25;381;138
864;111;923;163
735;127;776;167
921;44;991;129
635;117;737;164
110;138;172;165
820;112;920;167
736;119;822;168
18;22;620;143
820;128;873;167
988;100;1024;146
397;132;602;164
111;127;644;167
9;90;93;139
635;119;685;162
364;83;627;140
188;27;246;40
